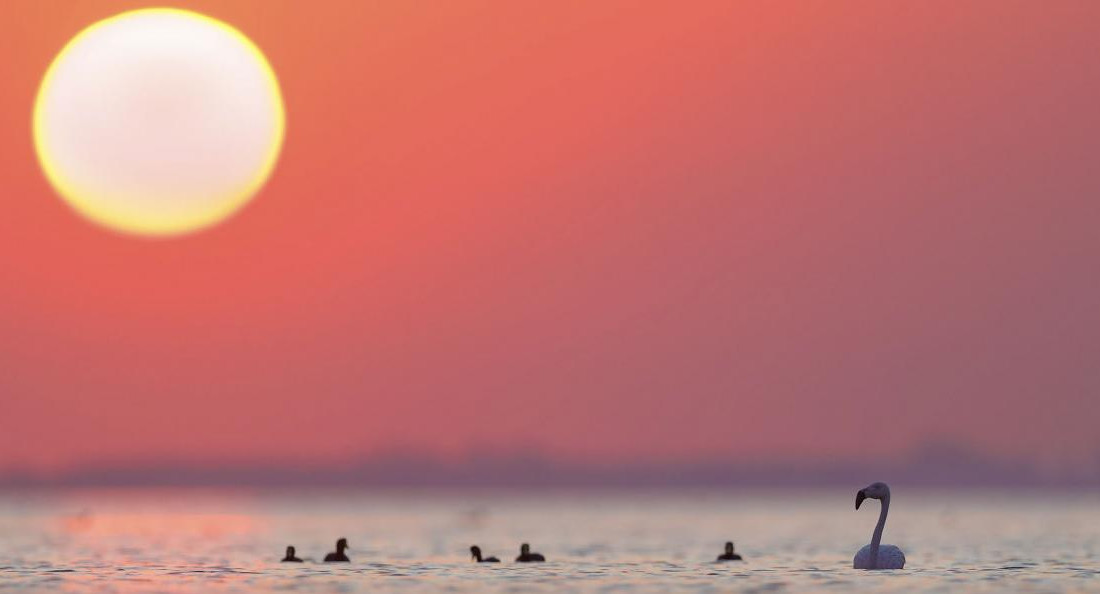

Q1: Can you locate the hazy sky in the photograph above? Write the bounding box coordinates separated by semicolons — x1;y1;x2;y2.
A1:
2;1;1098;474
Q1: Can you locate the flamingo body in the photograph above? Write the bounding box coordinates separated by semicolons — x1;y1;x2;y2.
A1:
853;544;905;569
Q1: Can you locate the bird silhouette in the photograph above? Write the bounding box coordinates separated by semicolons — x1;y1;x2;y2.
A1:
716;541;742;561
470;545;500;563
515;543;546;562
324;538;350;563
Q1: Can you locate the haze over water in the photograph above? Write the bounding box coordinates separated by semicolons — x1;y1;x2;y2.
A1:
0;488;1096;593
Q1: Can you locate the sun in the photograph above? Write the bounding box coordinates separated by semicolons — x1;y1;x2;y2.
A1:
33;8;285;237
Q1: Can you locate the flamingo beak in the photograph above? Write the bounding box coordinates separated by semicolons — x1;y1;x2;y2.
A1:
855;490;866;509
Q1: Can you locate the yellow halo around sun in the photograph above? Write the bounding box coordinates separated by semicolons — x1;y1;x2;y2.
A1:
33;8;285;237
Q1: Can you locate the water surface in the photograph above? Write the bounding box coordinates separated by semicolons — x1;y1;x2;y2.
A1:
0;489;1096;592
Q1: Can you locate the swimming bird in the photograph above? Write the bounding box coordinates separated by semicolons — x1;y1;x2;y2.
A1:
470;545;500;563
716;541;742;561
515;543;546;562
324;538;350;563
853;482;905;569
281;545;303;562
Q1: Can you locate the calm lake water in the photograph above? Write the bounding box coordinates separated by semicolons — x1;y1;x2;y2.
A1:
0;488;1096;592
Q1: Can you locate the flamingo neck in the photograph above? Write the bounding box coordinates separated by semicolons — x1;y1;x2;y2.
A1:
870;493;889;568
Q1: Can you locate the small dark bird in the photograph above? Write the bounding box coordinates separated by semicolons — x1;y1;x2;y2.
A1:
324;538;350;562
515;543;546;562
281;545;303;562
717;541;743;561
470;545;500;563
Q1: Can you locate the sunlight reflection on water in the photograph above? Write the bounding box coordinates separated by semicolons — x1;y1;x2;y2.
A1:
0;489;1096;592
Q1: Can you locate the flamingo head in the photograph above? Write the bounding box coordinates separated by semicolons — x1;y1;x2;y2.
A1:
856;482;890;509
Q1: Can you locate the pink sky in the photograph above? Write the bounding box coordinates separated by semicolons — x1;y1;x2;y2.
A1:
1;0;1098;474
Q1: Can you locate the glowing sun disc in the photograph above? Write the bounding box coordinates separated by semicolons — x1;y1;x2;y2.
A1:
33;8;285;237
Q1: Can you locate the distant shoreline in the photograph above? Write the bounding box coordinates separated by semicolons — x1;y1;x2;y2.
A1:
2;444;1096;489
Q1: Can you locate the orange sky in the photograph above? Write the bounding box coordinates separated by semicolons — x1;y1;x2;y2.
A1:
2;1;1099;474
